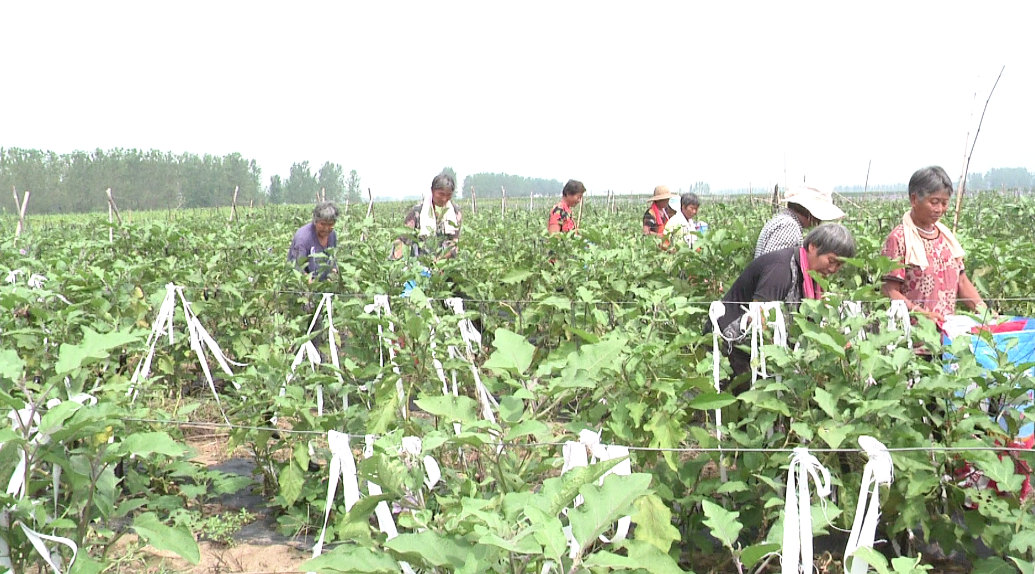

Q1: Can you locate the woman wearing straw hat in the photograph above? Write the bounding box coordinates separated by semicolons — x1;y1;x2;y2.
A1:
643;185;678;236
754;186;845;258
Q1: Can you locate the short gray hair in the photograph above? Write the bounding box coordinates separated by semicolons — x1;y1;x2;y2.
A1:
431;172;456;193
908;166;953;200
313;201;339;222
804;223;856;258
680;193;700;208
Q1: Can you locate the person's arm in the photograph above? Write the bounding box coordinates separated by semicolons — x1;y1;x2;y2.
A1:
548;207;562;234
957;271;985;312
882;279;944;322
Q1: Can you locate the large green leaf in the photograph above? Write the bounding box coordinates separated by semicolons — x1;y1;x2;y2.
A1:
701;500;742;550
483;328;535;374
976;456;1024;493
301;545;402;573
569;473;652;550
384;531;473;568
118;431;187;458
278;460;304;507
529;458;625;518
132;512;200;565
0;349;24;382
972;557;1016;574
631;493;681;553
740;543;780;568
524;506;567;563
414;395;478;423
686;392;737;411
56;327;139;374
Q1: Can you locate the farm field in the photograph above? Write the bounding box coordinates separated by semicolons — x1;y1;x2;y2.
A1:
2;191;1035;574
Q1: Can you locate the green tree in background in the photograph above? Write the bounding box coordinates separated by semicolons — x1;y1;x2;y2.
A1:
461;172;563;199
268;175;284;204
345;169;362;203
317;162;345;203
690;181;710;195
283;161;319;205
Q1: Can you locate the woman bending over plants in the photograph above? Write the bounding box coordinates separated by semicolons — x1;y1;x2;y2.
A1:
714;223;857;395
880;165;988;324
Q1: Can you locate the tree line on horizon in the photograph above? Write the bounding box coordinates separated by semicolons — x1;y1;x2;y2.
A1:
0;147;363;215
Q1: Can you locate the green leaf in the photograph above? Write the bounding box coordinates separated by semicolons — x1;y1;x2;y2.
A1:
624;539;688;574
570;473;652;550
631;493;681;553
686;392;737;411
301;545;402;573
0;349;25;382
414;395;478;423
478;531;541;554
817;423;854;449
1009;557;1034;574
701;500;742;550
500;269;533;284
56;327;139;374
972;557;1016;574
812;387;839;420
740;543;780;568
384;531;473;568
483;328;535;374
530;457;625;518
119;431;187;458
524;506;567;563
644;409;686;470
132;512;200;565
559;337;627;386
504;420;550;441
802;331;845;358
1010;530;1035;554
499;395;524;423
848;547;890;574
976;457;1024;493
278;461;304;507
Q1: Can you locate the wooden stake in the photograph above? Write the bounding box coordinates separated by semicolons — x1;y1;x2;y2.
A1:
528;190;533;212
108;203;114;243
105;188;123;225
575;195;584;232
13;188;30;238
344;194;350;215
471;186;477;215
954;65;1005;232
365;187;374;219
229;185;239;224
770;184;779;214
501;186;506;220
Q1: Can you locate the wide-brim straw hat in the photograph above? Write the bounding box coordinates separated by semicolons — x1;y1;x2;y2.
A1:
649;185;677;202
783;186;845;220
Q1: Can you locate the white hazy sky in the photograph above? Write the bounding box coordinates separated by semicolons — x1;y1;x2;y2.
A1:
3;1;1032;196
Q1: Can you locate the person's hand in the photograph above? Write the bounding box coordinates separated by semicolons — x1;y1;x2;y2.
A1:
917;308;945;323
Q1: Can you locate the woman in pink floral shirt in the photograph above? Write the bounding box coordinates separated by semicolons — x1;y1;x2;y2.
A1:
880;166;987;323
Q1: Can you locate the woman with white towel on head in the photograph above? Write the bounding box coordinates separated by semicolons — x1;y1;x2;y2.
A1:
389;171;463;262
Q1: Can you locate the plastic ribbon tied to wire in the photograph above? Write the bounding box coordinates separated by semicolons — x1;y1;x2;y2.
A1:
1;399;97;574
444;297;498;426
781;448;832;574
745;301;788;386
707;302;730;483
559;429;632;560
309;431;441;574
844;436;894;574
886;299;912;351
128;283;245;424
280;293;346;422
364;295;406;419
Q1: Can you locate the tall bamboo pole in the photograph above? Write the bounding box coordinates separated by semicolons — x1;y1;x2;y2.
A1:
954;65;1005;232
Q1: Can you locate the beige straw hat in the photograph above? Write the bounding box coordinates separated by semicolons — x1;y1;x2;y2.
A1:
649;185;677;202
783;186;845;220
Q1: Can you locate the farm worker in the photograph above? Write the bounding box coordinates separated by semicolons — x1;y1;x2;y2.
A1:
880;165;988;324
714;224;856;395
547;179;585;234
287;201;339;280
643;185;677;236
754;186;844;258
662;193;703;249
389;171;463;262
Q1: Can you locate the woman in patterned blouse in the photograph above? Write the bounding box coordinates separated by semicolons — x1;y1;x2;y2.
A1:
880;166;987;323
548;179;585;234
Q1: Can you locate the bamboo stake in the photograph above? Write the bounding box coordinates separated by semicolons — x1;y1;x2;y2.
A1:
360;188;374;242
575;195;584;232
229;185;239;224
863;159;872;195
769;183;779;214
954;65;1005;232
528;190;533;212
108;203;114;243
471;186;477;215
501;186;506;220
344;194;350;215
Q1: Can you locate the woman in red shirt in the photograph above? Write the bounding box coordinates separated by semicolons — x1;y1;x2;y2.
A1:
548;179;585;234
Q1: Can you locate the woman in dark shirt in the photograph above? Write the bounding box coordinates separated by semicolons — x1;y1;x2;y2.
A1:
716;223;856;394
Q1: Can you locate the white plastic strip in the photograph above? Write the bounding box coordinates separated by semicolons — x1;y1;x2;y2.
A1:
365;295;405;418
362;436;417;574
444;298;497;425
708;301;728;483
312;430;360;560
560;429;632;558
781;448;831;574
18;522;78;574
887;299;912;350
844;436;894;574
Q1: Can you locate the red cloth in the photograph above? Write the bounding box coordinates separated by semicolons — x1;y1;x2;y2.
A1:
972;320;1029;335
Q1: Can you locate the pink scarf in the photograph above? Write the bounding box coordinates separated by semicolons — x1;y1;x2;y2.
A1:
651;203;670;234
800;247;822;300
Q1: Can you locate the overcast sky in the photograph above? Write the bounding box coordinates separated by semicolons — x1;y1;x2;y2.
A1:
3;1;1032;196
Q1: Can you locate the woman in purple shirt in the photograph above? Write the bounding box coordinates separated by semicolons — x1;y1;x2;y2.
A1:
288;202;339;280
